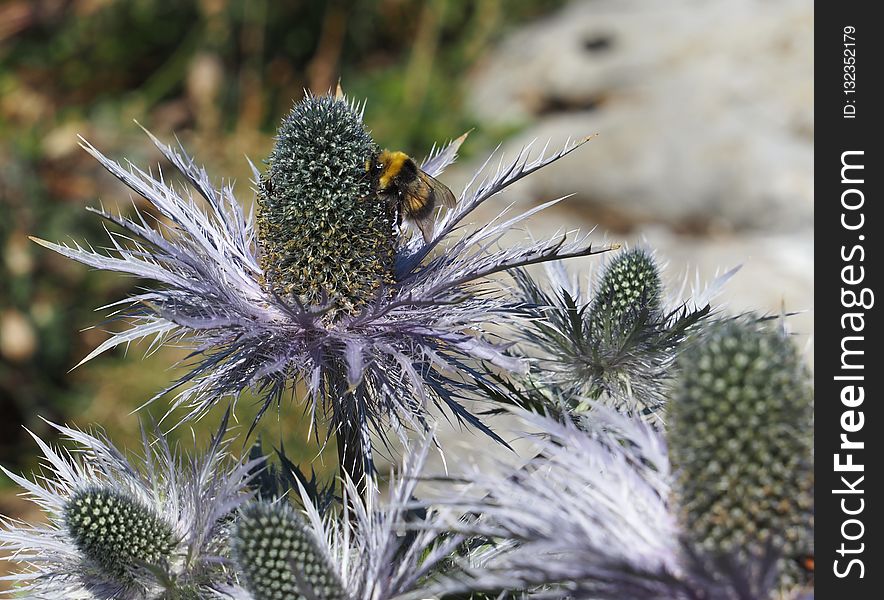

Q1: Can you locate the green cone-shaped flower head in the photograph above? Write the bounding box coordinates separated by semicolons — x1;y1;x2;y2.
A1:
257;94;396;314
65;486;175;583
232;501;346;600
590;248;662;327
669;319;814;576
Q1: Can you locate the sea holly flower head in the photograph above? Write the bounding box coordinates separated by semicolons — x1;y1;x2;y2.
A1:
256;95;396;314
231;501;347;600
669;317;814;592
31;91;611;473
0;413;256;599
64;487;176;587
512;248;735;415
588;247;663;326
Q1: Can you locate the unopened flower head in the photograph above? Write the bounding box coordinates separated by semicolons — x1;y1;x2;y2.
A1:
513;249;729;415
669;317;814;591
588;247;663;327
222;435;463;600
32;91;610;466
65;487;176;586
0;413;256;599
231;502;346;600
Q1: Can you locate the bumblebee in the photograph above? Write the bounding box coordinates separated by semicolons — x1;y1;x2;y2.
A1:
369;150;457;242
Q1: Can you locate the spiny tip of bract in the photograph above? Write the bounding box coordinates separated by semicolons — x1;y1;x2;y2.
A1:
256;94;396;313
669;317;813;586
231;501;346;600
64;486;175;583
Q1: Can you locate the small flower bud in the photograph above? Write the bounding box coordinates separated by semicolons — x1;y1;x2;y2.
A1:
232;502;346;600
589;248;663;328
65;487;175;583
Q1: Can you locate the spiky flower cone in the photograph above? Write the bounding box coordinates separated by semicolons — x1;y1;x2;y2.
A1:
65;487;175;584
669;319;814;588
589;248;663;328
257;95;396;314
232;502;347;600
585;248;668;408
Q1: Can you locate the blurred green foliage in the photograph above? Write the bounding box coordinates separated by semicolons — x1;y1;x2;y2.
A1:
0;0;564;484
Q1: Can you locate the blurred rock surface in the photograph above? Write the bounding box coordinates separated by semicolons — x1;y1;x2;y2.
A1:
458;0;813;354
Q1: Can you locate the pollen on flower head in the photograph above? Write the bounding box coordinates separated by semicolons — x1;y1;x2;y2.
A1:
669;319;814;586
257;94;396;314
64;486;175;584
231;501;346;600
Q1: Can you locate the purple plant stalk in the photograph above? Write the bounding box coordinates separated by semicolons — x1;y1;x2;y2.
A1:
31;93;614;491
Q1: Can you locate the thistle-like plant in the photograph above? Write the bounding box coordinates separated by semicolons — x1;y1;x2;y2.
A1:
220;434;464;600
31;92;612;486
0;413;256;599
512;249;736;415
427;317;814;599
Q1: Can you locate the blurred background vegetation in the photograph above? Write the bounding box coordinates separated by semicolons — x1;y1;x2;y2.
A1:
0;0;566;519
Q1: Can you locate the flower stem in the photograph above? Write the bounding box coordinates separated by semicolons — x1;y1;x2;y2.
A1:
326;371;373;517
334;402;370;500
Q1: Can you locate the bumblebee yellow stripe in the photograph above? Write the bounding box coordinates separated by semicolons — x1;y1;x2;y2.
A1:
378;151;409;189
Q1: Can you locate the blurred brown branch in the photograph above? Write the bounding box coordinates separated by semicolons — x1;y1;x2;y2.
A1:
307;0;349;95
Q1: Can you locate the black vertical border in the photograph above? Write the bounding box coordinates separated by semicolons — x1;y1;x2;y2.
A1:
816;2;882;597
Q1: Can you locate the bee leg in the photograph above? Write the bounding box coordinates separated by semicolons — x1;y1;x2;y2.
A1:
395;192;404;228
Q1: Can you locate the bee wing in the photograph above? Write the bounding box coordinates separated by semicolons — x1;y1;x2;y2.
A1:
418;170;457;209
413;213;436;244
399;185;437;243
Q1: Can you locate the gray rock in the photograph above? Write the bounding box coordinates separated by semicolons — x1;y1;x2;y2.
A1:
466;0;813;233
